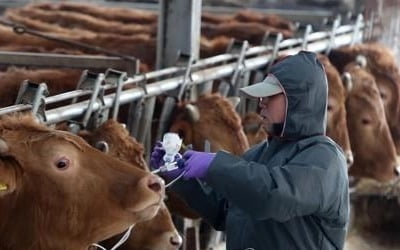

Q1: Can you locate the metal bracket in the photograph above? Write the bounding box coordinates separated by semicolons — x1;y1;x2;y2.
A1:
15;80;49;122
301;24;313;50
325;15;341;55
88;87;109;130
342;11;353;25
364;12;373;41
176;53;195;101
266;32;283;73
155;53;195;140
104;68;128;120
68;70;105;132
127;73;148;138
260;31;271;46
350;14;364;46
220;40;248;97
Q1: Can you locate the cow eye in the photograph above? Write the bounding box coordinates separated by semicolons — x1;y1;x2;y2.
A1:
361;117;371;125
55;157;70;170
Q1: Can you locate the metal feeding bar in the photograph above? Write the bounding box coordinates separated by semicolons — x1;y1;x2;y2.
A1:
0;19;365;124
14;80;49;122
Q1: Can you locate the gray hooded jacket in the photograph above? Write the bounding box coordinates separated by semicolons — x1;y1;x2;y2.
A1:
172;51;349;250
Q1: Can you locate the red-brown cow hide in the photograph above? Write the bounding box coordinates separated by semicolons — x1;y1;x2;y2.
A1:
81;120;182;250
343;64;398;182
0;114;164;250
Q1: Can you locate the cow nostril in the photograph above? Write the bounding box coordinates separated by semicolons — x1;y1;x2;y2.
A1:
147;176;164;193
170;234;183;247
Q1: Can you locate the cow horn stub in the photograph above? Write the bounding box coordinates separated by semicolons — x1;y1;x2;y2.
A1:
342;72;353;92
0;139;9;155
95;141;109;153
184;104;200;123
355;55;367;68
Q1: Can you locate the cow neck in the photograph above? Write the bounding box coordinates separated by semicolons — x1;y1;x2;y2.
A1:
0;192;96;250
193;129;249;155
91;225;134;250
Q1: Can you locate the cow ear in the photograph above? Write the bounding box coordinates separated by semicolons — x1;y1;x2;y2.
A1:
0;138;9;156
355;55;367;68
0;158;18;197
170;120;194;148
184;104;200;123
342;72;353;93
94;141;109;153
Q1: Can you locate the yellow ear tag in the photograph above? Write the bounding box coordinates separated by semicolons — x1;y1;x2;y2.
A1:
0;183;8;191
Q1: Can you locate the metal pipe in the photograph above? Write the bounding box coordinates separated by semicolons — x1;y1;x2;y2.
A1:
45;90;91;105
0;23;361;123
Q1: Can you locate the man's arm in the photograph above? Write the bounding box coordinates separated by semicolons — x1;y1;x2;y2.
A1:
205;143;348;222
171;179;227;230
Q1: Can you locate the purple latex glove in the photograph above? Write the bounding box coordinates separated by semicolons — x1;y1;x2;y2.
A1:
182;150;216;180
150;141;184;179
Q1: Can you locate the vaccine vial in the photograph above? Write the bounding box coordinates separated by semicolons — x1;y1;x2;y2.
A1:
162;132;182;164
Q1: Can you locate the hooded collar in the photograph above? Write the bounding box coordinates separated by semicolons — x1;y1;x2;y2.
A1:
270;51;328;139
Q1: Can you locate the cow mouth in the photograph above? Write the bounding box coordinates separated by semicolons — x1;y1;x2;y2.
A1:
132;198;163;220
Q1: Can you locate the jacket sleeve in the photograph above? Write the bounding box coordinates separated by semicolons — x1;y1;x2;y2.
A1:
171;178;227;230
205;143;347;222
167;143;267;229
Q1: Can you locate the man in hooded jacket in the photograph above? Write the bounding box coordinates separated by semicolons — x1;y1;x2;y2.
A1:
151;51;349;250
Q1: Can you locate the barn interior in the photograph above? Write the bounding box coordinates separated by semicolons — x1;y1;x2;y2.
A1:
0;0;399;250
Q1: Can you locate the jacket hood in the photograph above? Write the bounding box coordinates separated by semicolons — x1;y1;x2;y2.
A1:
270;51;328;139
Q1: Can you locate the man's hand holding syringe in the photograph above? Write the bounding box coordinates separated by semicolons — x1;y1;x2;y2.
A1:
150;133;191;187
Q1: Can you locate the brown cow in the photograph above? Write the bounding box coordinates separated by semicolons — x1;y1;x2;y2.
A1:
317;54;353;167
0;24;158;70
343;64;399;182
0;67;82;108
0;114;165;250
201;21;293;45
80;119;182;250
158;94;250;219
329;43;400;154
201;10;295;32
31;2;158;25
232;10;295;31
5;7;157;37
169;93;249;155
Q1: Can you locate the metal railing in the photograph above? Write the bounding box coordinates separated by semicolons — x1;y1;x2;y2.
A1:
0;15;366;125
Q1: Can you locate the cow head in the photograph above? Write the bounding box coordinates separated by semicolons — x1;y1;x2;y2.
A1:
100;203;182;250
329;43;400;154
169;93;249;155
343;66;399;182
0;114;165;250
318;54;353;167
366;64;400;155
81;119;182;250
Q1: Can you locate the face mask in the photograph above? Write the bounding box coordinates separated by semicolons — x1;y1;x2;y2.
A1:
266;122;284;137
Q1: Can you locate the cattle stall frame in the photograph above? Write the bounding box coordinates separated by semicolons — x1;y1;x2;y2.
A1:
0;21;365;108
0;17;366;132
0;12;367;250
